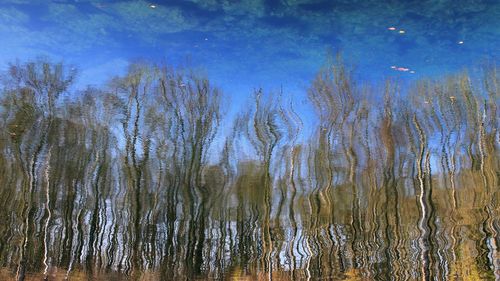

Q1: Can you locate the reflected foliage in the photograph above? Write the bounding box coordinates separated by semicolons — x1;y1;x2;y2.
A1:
0;57;499;280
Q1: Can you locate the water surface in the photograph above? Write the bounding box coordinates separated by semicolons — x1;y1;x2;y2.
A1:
0;0;499;280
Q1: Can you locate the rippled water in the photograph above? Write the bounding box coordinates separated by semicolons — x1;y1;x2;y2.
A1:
0;59;499;281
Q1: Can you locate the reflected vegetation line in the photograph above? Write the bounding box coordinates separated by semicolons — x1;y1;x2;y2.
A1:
0;57;498;280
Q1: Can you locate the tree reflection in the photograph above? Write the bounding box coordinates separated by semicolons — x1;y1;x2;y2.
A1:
0;58;498;280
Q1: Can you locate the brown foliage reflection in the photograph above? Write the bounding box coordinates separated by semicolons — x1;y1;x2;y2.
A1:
0;57;498;280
